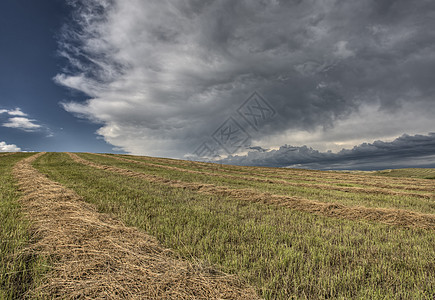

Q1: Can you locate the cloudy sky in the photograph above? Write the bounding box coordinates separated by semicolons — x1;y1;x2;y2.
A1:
1;0;434;169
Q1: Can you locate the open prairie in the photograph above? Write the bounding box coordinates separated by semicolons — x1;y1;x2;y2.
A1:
1;152;434;299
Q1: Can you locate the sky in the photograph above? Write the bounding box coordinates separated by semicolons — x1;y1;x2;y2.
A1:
0;0;117;153
1;0;434;170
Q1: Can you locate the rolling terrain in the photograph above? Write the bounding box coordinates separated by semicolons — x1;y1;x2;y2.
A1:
1;152;434;299
374;168;435;180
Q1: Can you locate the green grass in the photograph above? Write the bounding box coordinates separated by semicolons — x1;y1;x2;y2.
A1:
375;168;435;179
33;152;435;299
77;153;435;214
0;153;47;299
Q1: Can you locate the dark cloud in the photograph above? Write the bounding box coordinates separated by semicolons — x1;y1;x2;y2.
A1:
248;146;269;153
56;0;435;161
218;133;435;170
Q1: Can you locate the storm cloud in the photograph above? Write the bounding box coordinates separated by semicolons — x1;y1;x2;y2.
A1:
56;0;435;163
217;133;435;170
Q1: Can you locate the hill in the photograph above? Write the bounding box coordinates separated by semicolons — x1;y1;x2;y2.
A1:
374;168;435;179
1;152;434;299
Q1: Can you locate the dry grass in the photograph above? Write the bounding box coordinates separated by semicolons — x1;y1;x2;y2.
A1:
97;153;433;199
33;153;435;299
117;153;435;192
0;152;47;299
13;153;259;299
0;152;17;157
68;153;435;229
375;168;435;179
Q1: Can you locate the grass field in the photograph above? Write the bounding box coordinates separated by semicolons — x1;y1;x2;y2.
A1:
0;153;47;299
1;152;434;298
374;168;435;179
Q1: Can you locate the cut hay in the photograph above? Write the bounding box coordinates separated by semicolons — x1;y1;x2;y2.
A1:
0;152;17;157
13;153;260;299
68;153;435;230
116;154;435;192
96;153;434;199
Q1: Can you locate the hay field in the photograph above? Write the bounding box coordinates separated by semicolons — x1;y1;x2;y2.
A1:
374;168;435;180
1;152;434;299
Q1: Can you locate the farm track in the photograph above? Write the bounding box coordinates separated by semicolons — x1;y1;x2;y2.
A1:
100;154;433;199
13;152;259;299
119;154;435;192
69;153;435;229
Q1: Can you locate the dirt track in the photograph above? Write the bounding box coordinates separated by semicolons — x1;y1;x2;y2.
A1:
68;153;435;230
13;152;259;299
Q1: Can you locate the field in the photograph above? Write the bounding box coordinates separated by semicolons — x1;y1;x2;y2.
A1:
1;152;434;299
374;168;435;180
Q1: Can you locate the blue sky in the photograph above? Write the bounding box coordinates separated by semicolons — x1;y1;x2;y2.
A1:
1;1;434;170
0;0;118;153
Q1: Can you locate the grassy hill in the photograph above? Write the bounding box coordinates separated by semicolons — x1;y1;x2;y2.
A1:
374;168;435;179
1;152;434;299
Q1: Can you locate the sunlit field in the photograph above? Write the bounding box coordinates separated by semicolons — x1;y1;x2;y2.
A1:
1;152;434;299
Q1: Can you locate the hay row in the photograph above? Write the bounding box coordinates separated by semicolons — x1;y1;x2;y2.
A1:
96;154;434;199
0;152;17;157
13;152;259;299
68;153;435;230
118;154;435;191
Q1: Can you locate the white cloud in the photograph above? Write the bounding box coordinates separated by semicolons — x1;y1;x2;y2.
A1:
3;117;41;131
7;108;27;116
0;108;28;116
1;108;43;132
0;141;21;152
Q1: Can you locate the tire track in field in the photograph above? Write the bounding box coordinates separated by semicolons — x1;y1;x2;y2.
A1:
118;154;435;192
68;153;435;230
95;153;433;200
13;152;259;299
